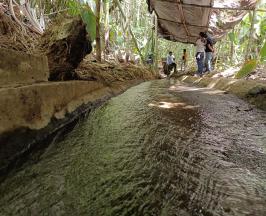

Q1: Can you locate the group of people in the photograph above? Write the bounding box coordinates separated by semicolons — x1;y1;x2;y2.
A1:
165;31;214;77
195;32;215;76
166;49;187;75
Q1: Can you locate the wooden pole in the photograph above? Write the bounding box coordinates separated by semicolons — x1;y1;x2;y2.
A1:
176;0;190;37
173;2;266;12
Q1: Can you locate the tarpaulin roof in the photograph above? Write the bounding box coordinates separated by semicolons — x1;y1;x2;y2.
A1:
147;0;258;44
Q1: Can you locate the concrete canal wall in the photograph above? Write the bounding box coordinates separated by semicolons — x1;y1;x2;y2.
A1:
0;48;155;175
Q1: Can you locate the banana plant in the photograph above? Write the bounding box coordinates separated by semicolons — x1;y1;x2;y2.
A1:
67;0;96;41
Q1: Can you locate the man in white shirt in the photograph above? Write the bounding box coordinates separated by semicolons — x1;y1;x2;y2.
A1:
166;51;177;75
195;32;206;76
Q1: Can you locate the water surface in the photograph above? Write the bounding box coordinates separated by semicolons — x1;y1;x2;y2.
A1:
1;80;266;216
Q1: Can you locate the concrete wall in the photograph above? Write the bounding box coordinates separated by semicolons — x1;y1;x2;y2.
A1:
0;48;49;86
0;81;105;134
0;79;145;175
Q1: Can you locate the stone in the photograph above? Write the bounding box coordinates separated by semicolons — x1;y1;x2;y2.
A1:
0;48;48;86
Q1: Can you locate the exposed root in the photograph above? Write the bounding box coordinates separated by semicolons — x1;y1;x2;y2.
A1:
76;56;156;85
0;10;39;54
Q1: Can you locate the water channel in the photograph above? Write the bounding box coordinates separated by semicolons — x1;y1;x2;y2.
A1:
1;80;266;216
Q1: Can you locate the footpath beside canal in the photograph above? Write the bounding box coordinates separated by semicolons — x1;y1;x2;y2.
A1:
179;75;266;111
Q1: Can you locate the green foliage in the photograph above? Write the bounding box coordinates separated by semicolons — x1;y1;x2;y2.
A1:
67;0;81;15
109;27;116;42
228;31;236;44
235;60;257;79
67;1;96;41
260;41;266;61
33;0;265;68
259;18;266;36
81;6;96;41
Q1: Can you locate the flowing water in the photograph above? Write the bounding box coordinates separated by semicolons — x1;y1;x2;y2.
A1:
1;80;266;216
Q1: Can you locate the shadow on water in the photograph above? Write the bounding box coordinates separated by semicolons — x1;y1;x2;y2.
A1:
0;80;266;216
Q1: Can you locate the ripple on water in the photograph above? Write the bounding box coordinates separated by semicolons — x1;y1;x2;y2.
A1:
0;80;266;216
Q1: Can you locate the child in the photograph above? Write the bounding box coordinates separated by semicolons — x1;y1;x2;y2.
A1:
181;49;187;72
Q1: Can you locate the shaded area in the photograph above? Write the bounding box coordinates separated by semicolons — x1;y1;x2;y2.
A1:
147;0;257;43
0;80;266;215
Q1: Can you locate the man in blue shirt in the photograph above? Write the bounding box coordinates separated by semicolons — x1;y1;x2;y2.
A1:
166;51;177;74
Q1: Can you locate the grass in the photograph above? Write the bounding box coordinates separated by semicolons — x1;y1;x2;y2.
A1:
235;60;257;79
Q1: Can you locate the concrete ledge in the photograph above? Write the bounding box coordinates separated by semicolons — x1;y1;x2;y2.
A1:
0;79;145;175
0;81;104;134
0;48;49;86
180;76;266;110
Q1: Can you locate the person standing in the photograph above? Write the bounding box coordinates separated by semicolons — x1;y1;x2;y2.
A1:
166;51;177;75
146;54;153;65
195;32;206;77
205;34;214;73
181;49;187;72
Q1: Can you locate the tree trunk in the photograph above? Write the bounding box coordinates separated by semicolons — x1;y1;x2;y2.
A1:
215;42;222;68
153;11;158;71
104;0;110;55
136;0;141;27
114;0;144;64
245;8;257;60
96;0;101;62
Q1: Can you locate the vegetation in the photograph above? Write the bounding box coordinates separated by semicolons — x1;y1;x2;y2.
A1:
235;60;258;79
1;0;266;79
